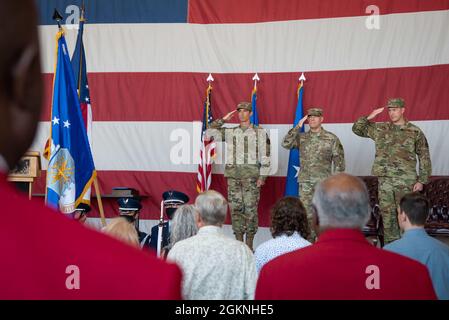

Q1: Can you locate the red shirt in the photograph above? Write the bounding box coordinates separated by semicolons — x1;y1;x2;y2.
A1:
0;173;181;299
256;228;436;300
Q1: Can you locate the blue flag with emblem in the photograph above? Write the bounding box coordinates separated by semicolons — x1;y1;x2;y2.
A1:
46;30;96;214
284;80;305;196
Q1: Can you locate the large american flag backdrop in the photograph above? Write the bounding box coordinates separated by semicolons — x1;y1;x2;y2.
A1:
33;0;449;239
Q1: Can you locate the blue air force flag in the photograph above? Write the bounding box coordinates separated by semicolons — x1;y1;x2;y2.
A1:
46;30;96;214
284;81;305;196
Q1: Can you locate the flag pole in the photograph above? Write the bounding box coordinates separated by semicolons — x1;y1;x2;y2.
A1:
157;200;164;257
93;177;107;227
45;9;64;206
299;72;306;90
76;3;105;227
252;73;260;90
206;73;214;130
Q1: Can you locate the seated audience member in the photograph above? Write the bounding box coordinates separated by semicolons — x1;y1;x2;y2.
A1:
384;192;449;300
150;190;189;252
162;204;198;258
72;203;90;224
255;197;311;273
167;190;257;300
117;197;151;249
0;1;181;299
102;217;140;248
255;173;436;300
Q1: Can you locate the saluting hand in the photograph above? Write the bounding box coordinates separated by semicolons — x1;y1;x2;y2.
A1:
367;107;384;120
223;110;237;122
295;115;308;130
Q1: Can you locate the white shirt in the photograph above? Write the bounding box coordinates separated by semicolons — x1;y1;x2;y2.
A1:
167;225;257;300
254;231;311;273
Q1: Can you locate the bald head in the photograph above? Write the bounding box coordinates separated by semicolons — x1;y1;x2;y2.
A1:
321;173;367;198
312;173;370;230
0;0;42;169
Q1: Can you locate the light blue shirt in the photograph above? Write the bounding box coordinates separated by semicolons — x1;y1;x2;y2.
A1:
385;228;449;300
254;231;311;273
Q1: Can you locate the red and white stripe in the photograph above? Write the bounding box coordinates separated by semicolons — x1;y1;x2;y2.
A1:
32;1;449;242
197;136;216;193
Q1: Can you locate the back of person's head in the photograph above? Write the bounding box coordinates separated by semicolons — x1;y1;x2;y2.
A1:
400;192;429;226
167;204;199;250
312;173;370;230
102;217;140;248
270;196;310;239
0;1;42;169
195;190;227;226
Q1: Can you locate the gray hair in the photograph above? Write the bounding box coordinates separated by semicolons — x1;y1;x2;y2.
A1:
166;204;198;251
195;190;228;226
312;174;370;229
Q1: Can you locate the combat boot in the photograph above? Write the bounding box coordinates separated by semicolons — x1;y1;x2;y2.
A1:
245;234;254;251
235;233;244;242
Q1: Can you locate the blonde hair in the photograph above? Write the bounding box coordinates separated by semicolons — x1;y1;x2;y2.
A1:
102;217;140;248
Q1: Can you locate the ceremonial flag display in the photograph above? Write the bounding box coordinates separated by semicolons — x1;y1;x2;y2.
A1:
45;30;96;213
196;81;216;193
285;75;305;196
34;1;449;230
71;9;93;205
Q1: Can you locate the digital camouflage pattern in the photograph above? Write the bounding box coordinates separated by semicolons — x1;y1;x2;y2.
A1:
282;127;345;183
208;119;271;237
208;119;271;180
352;117;431;183
237;102;252;112
352;116;432;243
307;108;323;116
282;126;345;242
378;177;415;243
387;98;405;108
227;178;260;236
299;181;316;242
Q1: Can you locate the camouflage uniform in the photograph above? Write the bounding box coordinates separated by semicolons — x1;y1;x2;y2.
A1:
282;108;345;241
352;98;432;243
208;103;271;247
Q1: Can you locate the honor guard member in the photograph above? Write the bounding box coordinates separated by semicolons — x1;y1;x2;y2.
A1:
117;197;151;249
149;190;189;253
72;203;90;224
282;107;345;241
208;102;271;251
352;98;431;243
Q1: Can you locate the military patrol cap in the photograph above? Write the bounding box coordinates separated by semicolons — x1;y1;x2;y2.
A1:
162;190;189;206
75;203;91;214
236;102;252;112
117;197;142;211
307;108;323;117
387;98;405;108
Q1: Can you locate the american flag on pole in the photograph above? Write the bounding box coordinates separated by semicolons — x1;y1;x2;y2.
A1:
196;80;215;193
71;9;93;205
